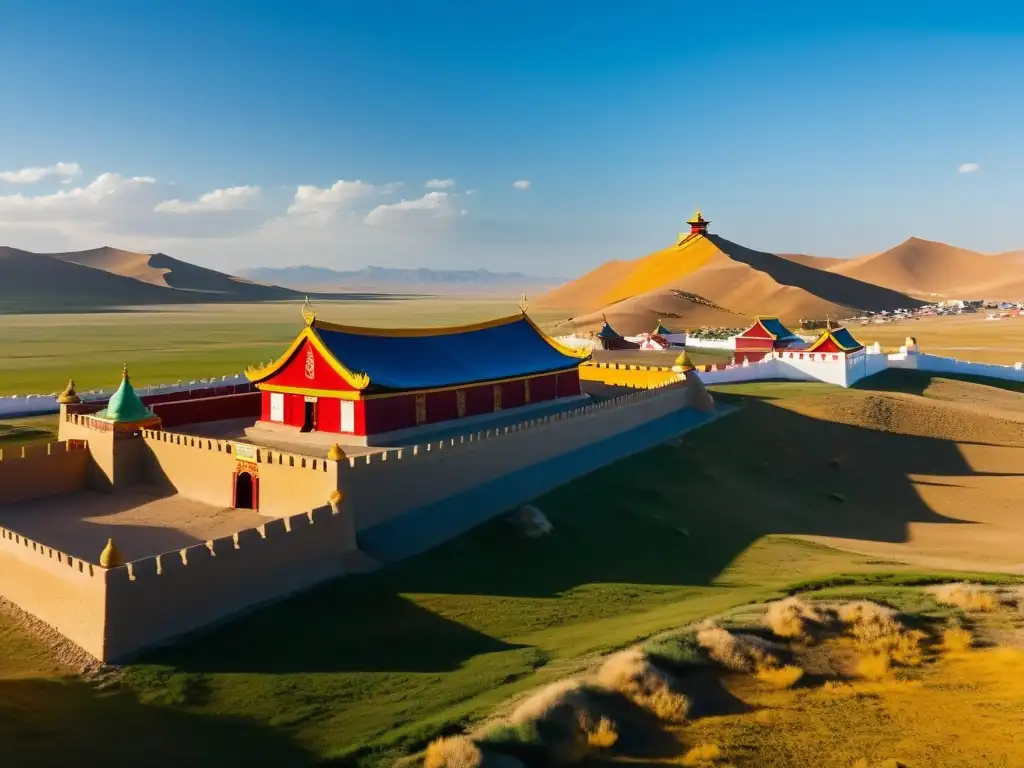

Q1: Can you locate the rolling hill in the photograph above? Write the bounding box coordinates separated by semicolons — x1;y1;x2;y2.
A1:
826;237;1024;300
537;230;923;334
0;246;301;311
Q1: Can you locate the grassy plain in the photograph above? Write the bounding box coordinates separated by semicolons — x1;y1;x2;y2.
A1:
0;298;567;396
2;374;1024;765
852;312;1024;365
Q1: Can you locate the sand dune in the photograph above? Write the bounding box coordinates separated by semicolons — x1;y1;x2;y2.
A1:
48;247;296;298
829;237;1024;299
775;252;846;270
539;231;922;334
0;245;302;311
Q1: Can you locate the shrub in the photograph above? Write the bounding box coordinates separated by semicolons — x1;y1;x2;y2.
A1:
755;664;804;689
838;601;923;667
584;716;618;748
856;653;891;680
942;627;973;653
424;736;483;768
935;582;997;612
764;597;823;640
682;743;723;765
595;649;690;722
697;624;780;672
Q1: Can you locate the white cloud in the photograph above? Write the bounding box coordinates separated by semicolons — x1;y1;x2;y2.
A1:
0;172;160;221
425;178;455;189
958;162;980;174
512;179;531;190
0;161;82;184
155;185;261;214
464;189;477;196
286;179;399;215
364;191;456;226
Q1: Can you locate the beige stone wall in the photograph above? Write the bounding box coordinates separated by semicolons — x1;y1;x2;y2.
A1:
0;525;107;658
103;504;356;661
140;432;341;516
339;378;704;531
0;441;90;505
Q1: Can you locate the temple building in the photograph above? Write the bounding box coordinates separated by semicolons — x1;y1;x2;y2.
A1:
595;316;639;351
678;209;710;243
245;300;590;444
733;316;802;363
804;322;864;356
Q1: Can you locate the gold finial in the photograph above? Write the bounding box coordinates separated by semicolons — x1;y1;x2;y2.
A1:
99;538;123;568
327;443;346;461
518;292;529;314
825;315;832;331
601;313;608;323
694;208;702;221
122;363;129;379
301;295;317;326
673;350;695;371
57;378;81;405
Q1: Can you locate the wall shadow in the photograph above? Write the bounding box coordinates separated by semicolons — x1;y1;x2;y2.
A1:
0;677;319;766
856;367;1024;396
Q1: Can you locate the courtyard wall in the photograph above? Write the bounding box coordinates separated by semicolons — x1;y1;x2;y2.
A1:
0;441;89;505
0;524;107;658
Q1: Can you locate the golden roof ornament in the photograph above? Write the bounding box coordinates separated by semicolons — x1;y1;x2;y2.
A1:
518;292;529;314
99;538;123;568
57;378;81;405
301;295;317;326
327;443;346;461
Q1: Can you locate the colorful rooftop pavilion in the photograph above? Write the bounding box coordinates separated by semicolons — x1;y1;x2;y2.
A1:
245;299;590;444
733;316;802;363
805;321;864;354
87;366;162;433
678;209;711;243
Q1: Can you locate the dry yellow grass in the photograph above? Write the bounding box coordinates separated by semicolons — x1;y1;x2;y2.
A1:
838;600;924;670
935;582;998;612
855;653;892;681
584;716;618;748
423;735;483;768
941;627;974;654
756;664;805;689
697;624;780;672
681;743;723;765
595;649;690;722
764;597;823;640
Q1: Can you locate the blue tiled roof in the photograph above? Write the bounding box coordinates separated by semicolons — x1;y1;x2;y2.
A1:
759;317;800;341
315;315;586;391
831;327;863;350
596;321;621;339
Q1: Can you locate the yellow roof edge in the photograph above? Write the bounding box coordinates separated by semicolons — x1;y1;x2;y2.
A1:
245;326;371;390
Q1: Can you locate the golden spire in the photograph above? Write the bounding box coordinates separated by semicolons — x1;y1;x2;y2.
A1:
122;363;129;379
301;295;317;326
694;208;703;221
519;292;529;314
674;349;695;371
825;315;832;331
57;378;81;405
327;443;346;461
99;538;123;568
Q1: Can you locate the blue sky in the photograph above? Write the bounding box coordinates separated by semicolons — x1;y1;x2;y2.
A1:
1;0;1022;276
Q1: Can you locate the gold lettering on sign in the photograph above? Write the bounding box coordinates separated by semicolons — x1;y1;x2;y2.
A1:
524;379;531;404
493;384;503;412
415;394;427;425
456;390;467;418
304;346;315;380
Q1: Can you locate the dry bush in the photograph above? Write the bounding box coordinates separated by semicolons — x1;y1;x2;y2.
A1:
503;679;615;762
839;601;924;668
424;736;484;768
856;653;891;681
682;743;723;765
764;597;824;640
756;664;804;689
697;624;780;672
595;649;690;722
935;582;998;612
583;716;618;748
942;627;974;653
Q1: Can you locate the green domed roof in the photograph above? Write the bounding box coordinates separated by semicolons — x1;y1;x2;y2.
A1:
95;365;154;423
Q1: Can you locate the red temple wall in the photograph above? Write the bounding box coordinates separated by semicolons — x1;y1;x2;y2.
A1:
150;392;261;428
556;369;582;397
262;339;358;392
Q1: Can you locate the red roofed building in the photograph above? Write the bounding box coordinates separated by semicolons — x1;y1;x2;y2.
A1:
733;316;802;363
245;299;590;445
804;323;864;355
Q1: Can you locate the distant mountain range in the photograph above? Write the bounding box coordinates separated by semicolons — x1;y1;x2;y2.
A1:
236;265;562;289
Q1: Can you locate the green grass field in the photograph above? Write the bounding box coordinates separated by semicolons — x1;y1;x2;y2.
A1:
2;377;1021;766
0;298;567;396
